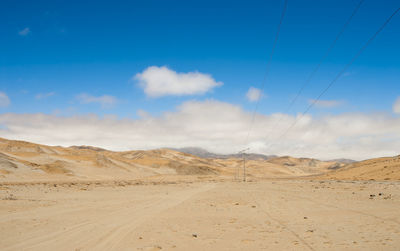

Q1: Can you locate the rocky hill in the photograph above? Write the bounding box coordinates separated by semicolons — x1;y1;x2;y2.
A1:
2;137;395;183
319;155;400;181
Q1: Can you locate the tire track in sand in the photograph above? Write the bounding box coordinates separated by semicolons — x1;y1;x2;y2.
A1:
4;183;216;251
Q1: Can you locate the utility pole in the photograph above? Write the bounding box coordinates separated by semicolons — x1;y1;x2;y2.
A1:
238;148;250;182
243;152;246;182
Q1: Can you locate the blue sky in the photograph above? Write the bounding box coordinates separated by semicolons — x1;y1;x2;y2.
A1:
0;0;399;159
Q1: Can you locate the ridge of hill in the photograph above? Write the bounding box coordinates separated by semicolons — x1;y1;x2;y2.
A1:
1;137;398;183
319;155;400;181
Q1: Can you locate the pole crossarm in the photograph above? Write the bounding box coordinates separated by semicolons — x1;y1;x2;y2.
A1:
237;148;250;182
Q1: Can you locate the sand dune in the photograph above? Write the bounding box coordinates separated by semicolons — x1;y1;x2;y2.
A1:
319;155;400;181
0;138;223;182
1;137;399;183
0;137;345;183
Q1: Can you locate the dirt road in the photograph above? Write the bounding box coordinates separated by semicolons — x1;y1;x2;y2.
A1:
1;180;399;250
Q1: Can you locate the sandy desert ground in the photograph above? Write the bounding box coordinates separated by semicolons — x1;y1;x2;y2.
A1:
1;179;399;251
1;138;400;250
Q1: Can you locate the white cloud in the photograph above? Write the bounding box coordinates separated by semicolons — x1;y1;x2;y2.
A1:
0;100;399;160
246;87;262;102
308;99;344;108
137;109;150;118
35;92;55;100
0;92;10;107
134;66;223;97
18;27;31;36
393;97;400;114
76;94;118;108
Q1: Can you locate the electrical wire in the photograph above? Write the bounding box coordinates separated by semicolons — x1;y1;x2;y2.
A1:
263;0;365;144
244;0;288;147
270;6;400;150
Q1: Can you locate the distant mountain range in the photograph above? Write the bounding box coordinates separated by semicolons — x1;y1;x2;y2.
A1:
327;158;356;164
170;147;277;160
171;147;358;163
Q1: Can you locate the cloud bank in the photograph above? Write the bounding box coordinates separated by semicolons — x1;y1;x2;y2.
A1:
0;100;399;160
135;66;222;97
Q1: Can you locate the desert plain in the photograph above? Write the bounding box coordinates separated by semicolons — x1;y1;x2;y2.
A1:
1;137;399;250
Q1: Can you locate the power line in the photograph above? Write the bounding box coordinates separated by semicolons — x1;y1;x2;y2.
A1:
244;0;288;146
239;0;288;182
263;0;365;144
271;6;400;149
238;148;249;181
